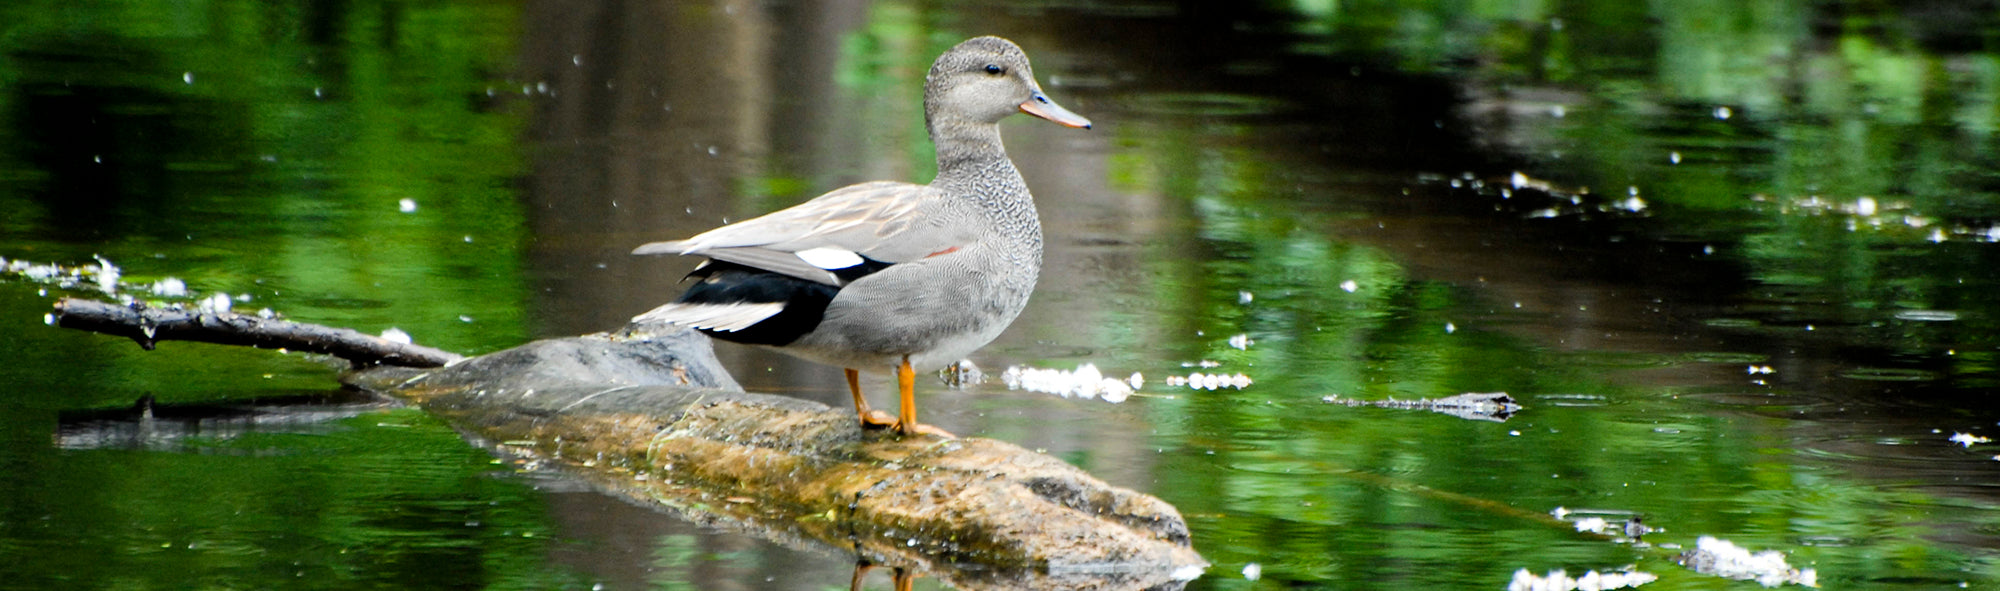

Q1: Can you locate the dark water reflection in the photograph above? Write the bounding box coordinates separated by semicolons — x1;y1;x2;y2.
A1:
4;0;2000;589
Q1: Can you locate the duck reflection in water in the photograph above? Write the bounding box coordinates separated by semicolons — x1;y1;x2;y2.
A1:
851;562;915;591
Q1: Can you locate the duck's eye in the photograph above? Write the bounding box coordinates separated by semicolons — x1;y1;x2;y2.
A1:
983;64;1005;75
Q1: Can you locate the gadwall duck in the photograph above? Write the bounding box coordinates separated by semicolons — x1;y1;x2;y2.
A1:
631;36;1090;436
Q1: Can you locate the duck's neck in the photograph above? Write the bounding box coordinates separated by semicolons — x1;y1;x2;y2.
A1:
927;117;1041;260
928;120;1020;190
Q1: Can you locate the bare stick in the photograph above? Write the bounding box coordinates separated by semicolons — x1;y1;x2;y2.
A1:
52;298;462;368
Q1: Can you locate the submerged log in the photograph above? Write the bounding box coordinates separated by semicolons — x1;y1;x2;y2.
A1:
51;299;1205;590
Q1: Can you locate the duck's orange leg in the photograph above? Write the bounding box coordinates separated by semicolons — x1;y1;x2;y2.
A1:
847;368;898;429
893;357;954;438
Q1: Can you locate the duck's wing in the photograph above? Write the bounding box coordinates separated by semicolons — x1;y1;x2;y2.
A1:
632;181;974;286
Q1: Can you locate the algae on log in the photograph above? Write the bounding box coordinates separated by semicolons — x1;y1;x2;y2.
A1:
48;298;1204;589
341;330;1204;590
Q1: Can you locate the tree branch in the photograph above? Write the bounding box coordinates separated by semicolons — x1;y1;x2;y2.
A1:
52;297;462;368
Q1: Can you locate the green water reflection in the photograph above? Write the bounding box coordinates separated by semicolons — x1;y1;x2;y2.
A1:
4;0;2000;590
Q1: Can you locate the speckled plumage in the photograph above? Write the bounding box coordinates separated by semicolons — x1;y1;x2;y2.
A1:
630;36;1090;434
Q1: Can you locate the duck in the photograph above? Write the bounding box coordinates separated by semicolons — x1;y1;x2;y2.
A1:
629;36;1091;436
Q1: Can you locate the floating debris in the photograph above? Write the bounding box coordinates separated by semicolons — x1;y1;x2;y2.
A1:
1950;432;1990;447
198;292;233;313
1164;372;1252;391
1894;309;1959;322
1340;280;1359;293
399;198;418;213
151;277;188;297
1552;507;1654;542
1426;169;1672;222
1241;563;1261;581
1321;392;1518;422
999;363;1133;403
1737;192;2000;242
1507;568;1657;591
91;256;120;293
1677;536;1817;587
1227;333;1252;350
380;327;413;344
942;359;984;388
4;255;216;316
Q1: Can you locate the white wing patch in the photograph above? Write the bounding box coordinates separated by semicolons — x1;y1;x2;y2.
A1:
794;247;864;270
632;302;784;332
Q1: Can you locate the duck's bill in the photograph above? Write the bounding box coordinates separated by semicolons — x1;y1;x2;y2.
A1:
1020;93;1093;129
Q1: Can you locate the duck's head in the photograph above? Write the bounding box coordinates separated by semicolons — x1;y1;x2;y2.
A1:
925;36;1091;131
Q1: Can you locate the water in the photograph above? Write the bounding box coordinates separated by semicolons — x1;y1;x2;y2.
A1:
4;0;2000;589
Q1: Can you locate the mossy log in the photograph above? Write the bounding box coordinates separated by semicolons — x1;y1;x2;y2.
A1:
52;298;1205;590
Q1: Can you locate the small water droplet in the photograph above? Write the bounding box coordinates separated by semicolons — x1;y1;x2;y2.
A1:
182;72;194;84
